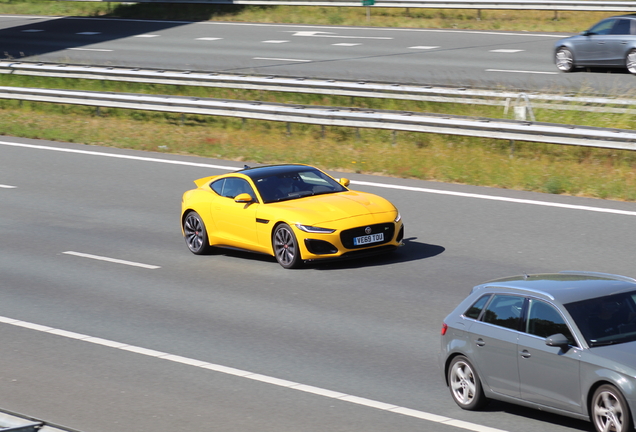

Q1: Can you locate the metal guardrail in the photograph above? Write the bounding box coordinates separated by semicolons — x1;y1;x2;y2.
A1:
0;410;77;432
64;0;636;12
1;85;635;150
3;62;636;114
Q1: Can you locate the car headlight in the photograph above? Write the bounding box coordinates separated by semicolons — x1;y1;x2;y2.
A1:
295;224;336;234
394;211;402;223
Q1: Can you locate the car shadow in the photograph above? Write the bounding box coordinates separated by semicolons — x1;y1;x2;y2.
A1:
483;400;591;431
207;237;444;270
309;237;445;271
1;4;253;62
573;66;632;75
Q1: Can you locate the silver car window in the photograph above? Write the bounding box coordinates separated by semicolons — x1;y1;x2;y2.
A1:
525;299;576;345
610;19;631;35
589;19;616;35
482;294;524;331
464;294;491;320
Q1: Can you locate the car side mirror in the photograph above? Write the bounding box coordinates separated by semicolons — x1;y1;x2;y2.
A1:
339;178;350;187
234;193;253;203
545;333;570;348
581;30;592;36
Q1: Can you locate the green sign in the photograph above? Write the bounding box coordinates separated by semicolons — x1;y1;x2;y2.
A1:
362;0;375;5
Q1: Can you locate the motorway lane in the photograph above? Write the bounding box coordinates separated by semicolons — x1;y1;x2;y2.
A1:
1;15;634;92
1;137;636;431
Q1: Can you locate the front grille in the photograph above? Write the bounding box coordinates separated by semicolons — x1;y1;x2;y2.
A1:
340;223;395;249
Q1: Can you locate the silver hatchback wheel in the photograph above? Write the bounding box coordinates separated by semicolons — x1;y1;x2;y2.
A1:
556;47;575;72
448;356;486;410
592;385;631;432
626;50;636;74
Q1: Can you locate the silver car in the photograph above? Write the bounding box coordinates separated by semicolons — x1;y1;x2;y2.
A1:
440;271;636;432
555;14;636;74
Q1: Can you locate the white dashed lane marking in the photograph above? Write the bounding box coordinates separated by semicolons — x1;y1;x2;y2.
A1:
486;69;558;75
68;48;113;52
253;57;312;62
63;251;161;269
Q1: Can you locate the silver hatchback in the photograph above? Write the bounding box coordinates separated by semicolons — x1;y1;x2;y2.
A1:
440;271;636;432
555;15;636;74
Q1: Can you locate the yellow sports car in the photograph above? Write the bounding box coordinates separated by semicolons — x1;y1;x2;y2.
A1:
181;164;404;269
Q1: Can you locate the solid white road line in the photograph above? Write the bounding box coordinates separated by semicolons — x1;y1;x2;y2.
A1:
63;251;160;269
0;184;17;188
0;314;508;432
2;140;635;217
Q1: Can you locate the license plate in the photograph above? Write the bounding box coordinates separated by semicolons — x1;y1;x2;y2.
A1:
353;232;384;246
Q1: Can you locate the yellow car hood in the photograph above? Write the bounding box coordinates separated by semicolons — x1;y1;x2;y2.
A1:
267;191;396;225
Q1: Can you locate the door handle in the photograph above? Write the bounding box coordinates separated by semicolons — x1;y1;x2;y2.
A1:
475;338;486;347
520;350;531;359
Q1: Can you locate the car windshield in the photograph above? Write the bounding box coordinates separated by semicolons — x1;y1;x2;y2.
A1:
565;290;636;347
253;168;348;203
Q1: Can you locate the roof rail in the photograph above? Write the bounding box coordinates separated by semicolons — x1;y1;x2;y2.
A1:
559;271;636;283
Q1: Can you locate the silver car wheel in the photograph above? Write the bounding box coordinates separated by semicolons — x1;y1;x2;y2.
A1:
448;356;486;410
183;212;211;255
626;50;636;74
273;223;302;269
592;385;631;432
555;47;575;72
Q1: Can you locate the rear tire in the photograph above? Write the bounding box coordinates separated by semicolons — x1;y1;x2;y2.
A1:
448;356;487;410
273;223;302;269
555;47;575;72
626;49;636;74
183;211;212;255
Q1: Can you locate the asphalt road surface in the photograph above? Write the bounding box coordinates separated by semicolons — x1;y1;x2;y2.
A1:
1;14;635;93
1;137;635;432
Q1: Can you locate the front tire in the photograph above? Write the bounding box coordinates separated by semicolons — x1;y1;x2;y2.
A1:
555;47;575;72
448;356;487;410
273;223;302;269
626;49;636;74
183;211;212;255
592;384;631;432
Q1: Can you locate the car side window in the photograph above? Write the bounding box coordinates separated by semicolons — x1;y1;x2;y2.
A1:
589;19;616;35
610;19;631;35
526;299;576;345
210;178;255;200
464;295;491;320
482;294;524;330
